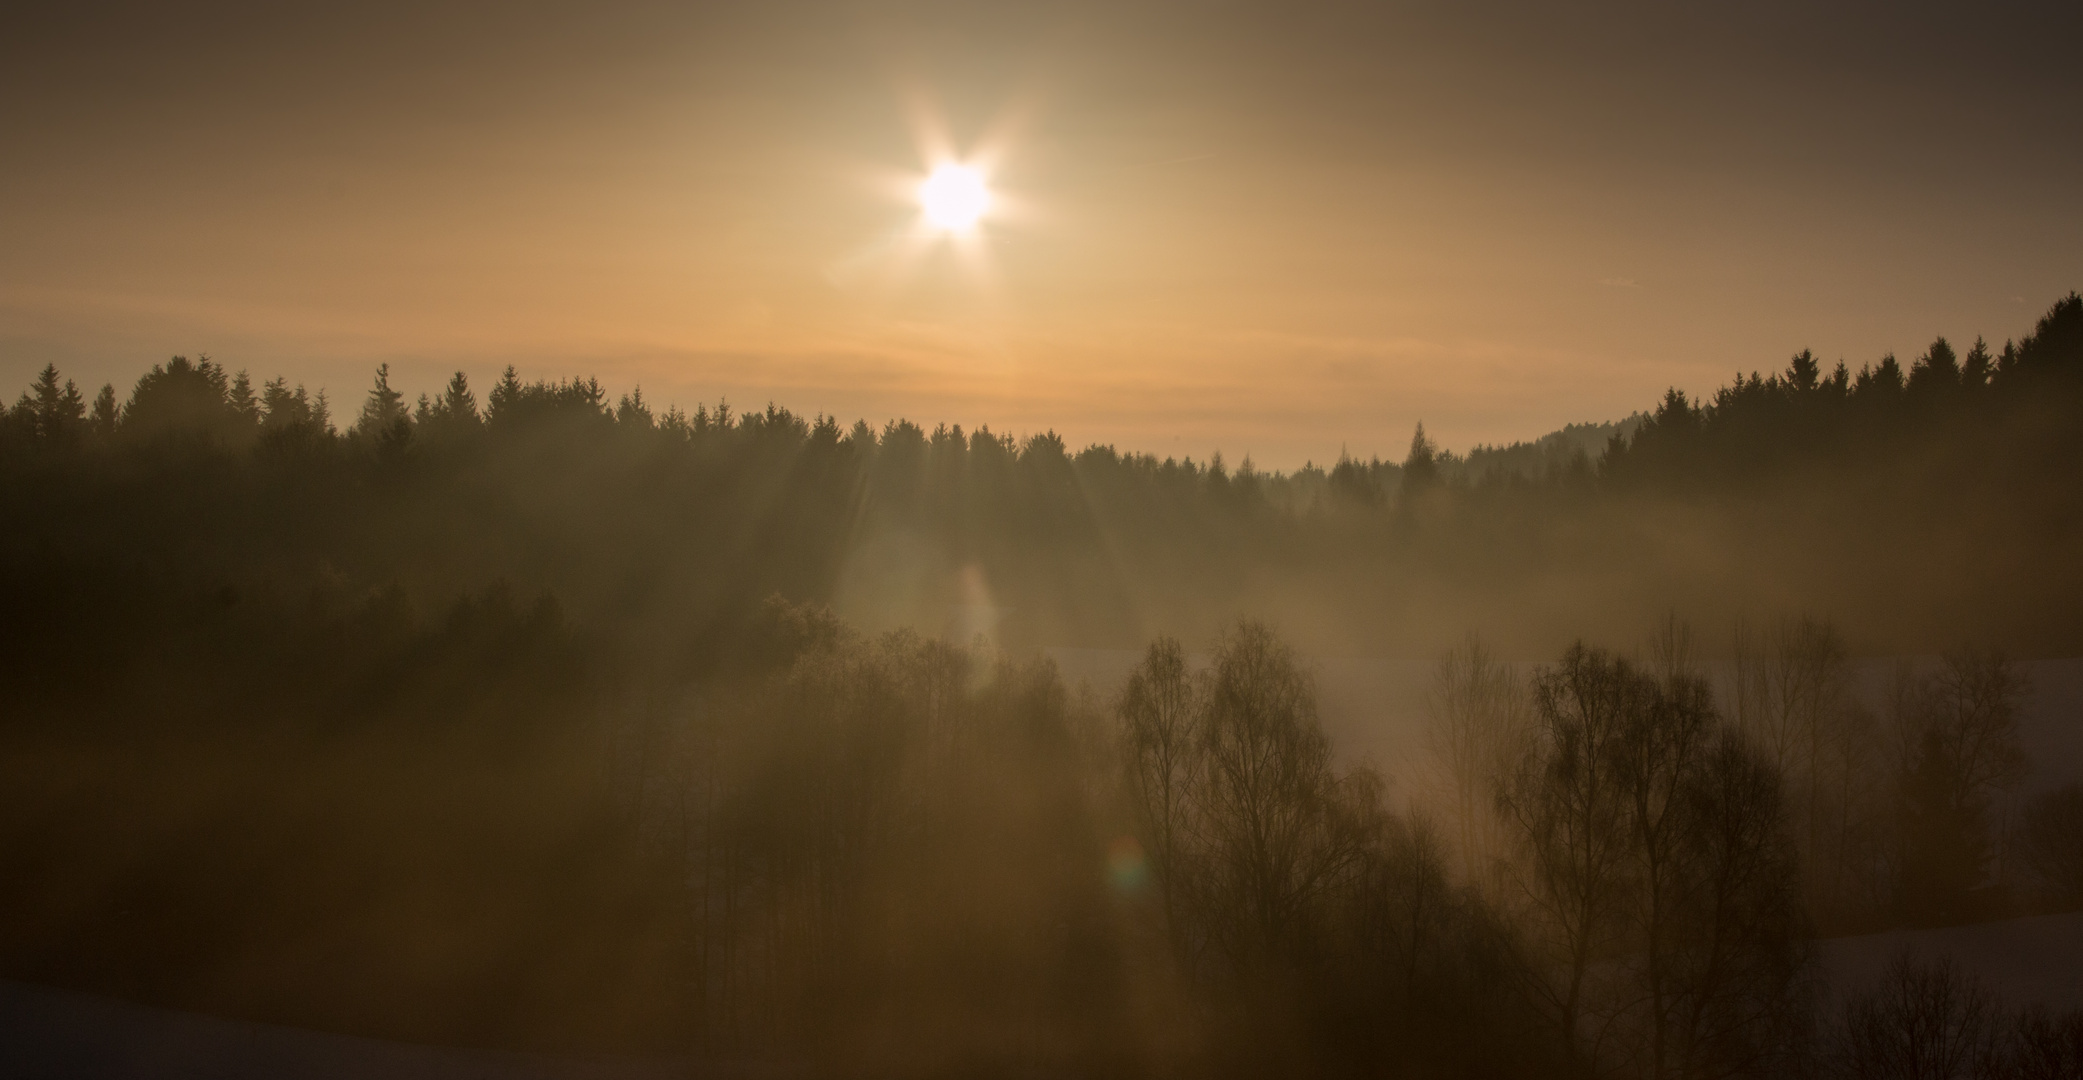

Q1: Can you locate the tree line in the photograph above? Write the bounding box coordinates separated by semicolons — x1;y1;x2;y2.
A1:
12;293;2079;495
5;295;2081;658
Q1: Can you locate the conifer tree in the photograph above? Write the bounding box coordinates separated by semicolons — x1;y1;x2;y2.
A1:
259;377;326;433
229;370;261;428
1909;338;1961;396
487;365;524;424
89;384;119;441
1400;422;1439;498
355;364;411;450
1788;349;1821;392
123;355;242;442
23;364;86;442
616;387;653;427
435;371;478;426
1961;337;1994;388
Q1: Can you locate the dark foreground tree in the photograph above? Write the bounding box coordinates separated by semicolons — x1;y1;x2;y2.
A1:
1501;640;1811;1079
1827;951;2083;1080
1891;652;2029;925
1118;622;1556;1078
2016;784;2083;913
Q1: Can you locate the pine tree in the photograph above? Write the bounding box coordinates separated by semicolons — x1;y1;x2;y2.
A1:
1787;349;1821;392
123;355;240;442
435;371;478;427
1961;337;1994;389
26;364;86;442
487;366;523;425
261;377;302;430
355;363;410;444
89;384;119;441
229;370;261;428
2007;292;2083;380
1865;354;1906;397
1908;337;1961;396
1400;421;1440;498
616;387;653;427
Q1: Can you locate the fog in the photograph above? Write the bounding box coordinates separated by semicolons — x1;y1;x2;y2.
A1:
2;296;2081;1076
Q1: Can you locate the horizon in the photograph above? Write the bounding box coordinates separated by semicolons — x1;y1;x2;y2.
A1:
14;294;2070;471
7;2;2081;469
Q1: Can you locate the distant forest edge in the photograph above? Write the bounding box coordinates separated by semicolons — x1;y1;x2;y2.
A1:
4;291;2081;656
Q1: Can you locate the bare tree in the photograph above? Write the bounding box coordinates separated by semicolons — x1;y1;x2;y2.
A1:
1499;644;1641;1069
1503;636;1811;1079
1423;634;1533;890
1830;952;2006;1080
1648;613;1703;687
1922;652;2031;804
2006;1005;2083;1080
2014;783;2083;912
1619;630;1716;1080
1663;731;1812;1080
1194;621;1366;972
1120;623;1559;1076
1729;615;1885;925
1893;651;2029;923
1729;616;1849;788
1121;635;1202;951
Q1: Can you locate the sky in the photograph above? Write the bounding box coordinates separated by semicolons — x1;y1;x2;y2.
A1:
4;0;2080;467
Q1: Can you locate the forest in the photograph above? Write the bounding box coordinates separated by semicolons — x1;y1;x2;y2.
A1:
2;294;2081;1077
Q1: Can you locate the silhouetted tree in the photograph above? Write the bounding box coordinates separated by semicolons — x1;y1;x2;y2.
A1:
1121;635;1200;950
1831;952;2006;1080
1503;636;1810;1078
2015;783;2083;912
1327;452;1387;506
1423;634;1531;890
355;362;412;452
88;383;119;441
1399;422;1440;502
1962;338;1995;390
12;363;86;444
1501;644;1640;1069
2006;1005;2083;1080
1731;615;1883;928
259;376;329;435
615;386;653;428
1908;338;1962;399
1892;652;2028;925
121;354;250;444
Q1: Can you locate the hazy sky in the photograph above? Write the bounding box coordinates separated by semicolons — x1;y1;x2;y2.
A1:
5;1;2079;466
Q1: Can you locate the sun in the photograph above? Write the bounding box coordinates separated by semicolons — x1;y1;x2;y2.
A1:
918;163;991;233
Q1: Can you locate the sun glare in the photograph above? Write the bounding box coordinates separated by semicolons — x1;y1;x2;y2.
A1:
918;163;991;233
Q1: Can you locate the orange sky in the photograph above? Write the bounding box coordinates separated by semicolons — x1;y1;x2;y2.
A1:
5;2;2079;466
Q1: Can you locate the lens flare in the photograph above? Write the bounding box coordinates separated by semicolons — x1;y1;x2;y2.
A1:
1107;835;1149;894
